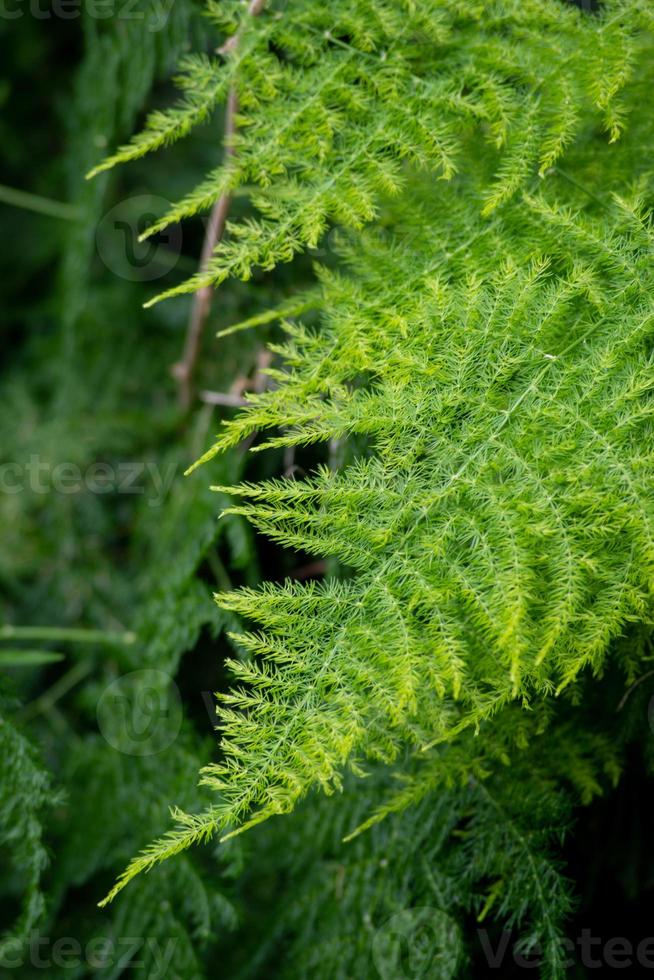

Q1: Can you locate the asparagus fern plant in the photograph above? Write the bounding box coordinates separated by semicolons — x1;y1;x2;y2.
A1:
4;1;654;977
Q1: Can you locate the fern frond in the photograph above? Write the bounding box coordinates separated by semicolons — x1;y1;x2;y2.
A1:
197;193;654;813
90;0;654;922
103;165;654;903
90;0;651;305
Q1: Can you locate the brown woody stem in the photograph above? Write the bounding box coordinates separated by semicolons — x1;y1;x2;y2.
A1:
173;0;266;410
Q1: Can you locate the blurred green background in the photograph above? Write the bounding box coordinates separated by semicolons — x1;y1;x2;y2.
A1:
3;4;654;978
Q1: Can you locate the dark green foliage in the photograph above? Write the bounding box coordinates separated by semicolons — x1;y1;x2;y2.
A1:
3;1;654;978
0;688;57;963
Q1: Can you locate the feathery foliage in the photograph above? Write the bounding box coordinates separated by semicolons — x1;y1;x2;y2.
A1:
90;0;652;307
86;0;654;918
5;0;654;976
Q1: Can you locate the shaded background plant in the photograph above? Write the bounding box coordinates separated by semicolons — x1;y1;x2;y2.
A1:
2;2;654;978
